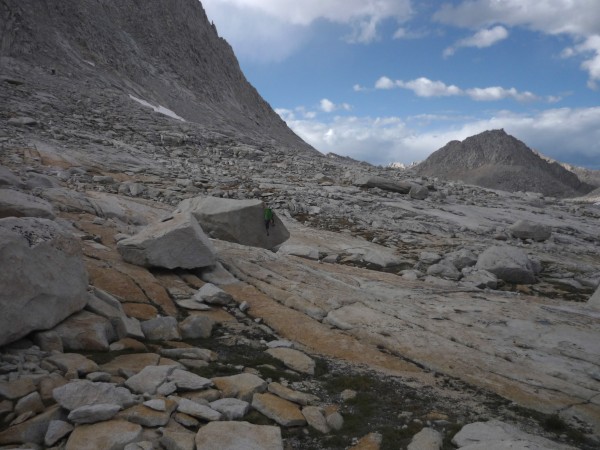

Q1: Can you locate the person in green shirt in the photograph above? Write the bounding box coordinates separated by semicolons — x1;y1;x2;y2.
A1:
264;205;274;236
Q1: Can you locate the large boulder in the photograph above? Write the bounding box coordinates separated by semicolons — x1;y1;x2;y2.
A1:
0;217;89;346
353;176;413;194
475;246;537;284
508;220;552;242
176;197;289;249
0;189;55;219
117;211;216;269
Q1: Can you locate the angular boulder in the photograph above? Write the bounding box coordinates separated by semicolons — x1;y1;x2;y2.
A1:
0;189;55;219
195;421;283;450
508;220;552;242
0;217;88;346
117;211;216;269
475;246;537;284
589;285;600;308
65;420;142;450
176;197;289;249
409;184;429;200
353;176;412;194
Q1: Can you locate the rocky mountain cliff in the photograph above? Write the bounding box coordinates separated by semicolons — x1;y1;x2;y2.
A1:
415;129;595;197
0;0;317;155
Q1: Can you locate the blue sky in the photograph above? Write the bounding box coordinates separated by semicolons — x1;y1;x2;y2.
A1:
202;0;600;169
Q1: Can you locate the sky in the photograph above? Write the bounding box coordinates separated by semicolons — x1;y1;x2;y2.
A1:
201;0;600;169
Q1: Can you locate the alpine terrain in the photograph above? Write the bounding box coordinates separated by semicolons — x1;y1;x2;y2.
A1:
0;1;599;449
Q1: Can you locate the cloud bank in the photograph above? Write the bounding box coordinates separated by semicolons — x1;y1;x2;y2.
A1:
277;106;600;168
374;76;538;102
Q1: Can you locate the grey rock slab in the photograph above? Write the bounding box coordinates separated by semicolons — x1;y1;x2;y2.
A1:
407;427;443;450
175;397;222;421
461;270;498;290
117;211;216;269
409;184;429;200
0;188;55;219
87;288;145;340
0;404;64;446
0;166;24;188
64;419;142;450
588;285;600;308
118;400;177;427
212;373;268;402
509;220;552;242
301;406;330;433
141;316;181;341
266;347;315;375
445;249;478;270
125;364;178;395
277;244;319;260
0;378;36;400
353;176;412;194
14;391;44;416
160;347;217;361
100;352;161;377
67;403;121;424
209;397;250;420
251;393;306;427
169;369;213;391
0;217;88;346
475;245;537;284
195;421;283;450
192;282;233;305
179;313;215;339
427;261;461;280
176;298;213;311
53;310;117;351
39;187;96;214
176;196;289;249
53;380;136;411
267;382;319;406
160;429;196;450
452;420;576;450
44;420;73;447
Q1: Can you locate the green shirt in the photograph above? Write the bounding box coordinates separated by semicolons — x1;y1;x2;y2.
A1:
264;208;273;220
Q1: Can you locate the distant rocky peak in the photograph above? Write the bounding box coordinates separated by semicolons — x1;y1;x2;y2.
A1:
415;129;594;197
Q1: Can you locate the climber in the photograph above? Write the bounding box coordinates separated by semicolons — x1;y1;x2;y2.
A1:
264;204;275;235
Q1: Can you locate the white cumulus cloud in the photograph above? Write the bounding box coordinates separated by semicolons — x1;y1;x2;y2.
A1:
202;0;413;60
433;0;600;88
444;25;509;57
373;76;541;102
398;78;463;97
277;105;600;168
320;99;352;113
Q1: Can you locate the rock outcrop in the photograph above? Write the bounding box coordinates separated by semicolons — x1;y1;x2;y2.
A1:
0;218;88;346
117;211;217;269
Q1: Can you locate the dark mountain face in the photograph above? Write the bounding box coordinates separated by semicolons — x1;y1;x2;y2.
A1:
415;129;594;197
0;0;317;155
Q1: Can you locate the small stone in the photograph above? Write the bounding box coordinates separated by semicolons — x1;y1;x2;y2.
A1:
45;419;74;447
251;393;306;427
302;406;330;433
326;411;344;431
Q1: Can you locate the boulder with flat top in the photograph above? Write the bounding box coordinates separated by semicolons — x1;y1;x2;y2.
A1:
175;196;289;249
